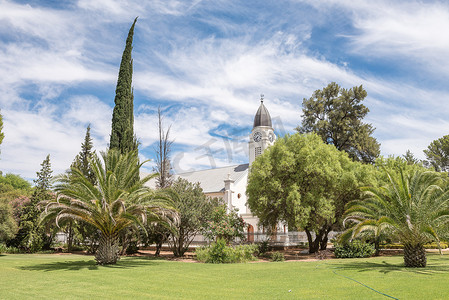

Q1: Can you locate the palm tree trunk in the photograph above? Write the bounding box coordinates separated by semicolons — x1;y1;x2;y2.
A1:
95;234;120;265
404;243;426;267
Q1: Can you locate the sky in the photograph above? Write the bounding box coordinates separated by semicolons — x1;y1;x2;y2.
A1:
1;0;449;181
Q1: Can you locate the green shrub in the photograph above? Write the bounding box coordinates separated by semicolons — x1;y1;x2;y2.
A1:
0;243;22;254
126;241;139;254
424;242;449;249
380;242;448;249
270;251;285;262
195;238;257;263
257;241;271;255
334;240;375;258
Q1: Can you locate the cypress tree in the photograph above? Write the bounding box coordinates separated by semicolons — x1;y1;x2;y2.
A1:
110;17;138;154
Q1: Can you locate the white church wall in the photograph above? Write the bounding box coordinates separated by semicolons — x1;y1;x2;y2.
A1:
231;172;248;214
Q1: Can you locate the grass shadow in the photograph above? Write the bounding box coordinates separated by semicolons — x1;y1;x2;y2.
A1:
18;256;163;272
333;256;449;275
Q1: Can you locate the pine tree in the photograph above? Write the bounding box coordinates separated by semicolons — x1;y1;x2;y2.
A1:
13;155;54;251
33;154;52;197
72;125;96;185
110;17;138;155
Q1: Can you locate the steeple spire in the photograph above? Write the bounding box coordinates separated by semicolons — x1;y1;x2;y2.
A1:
253;96;272;128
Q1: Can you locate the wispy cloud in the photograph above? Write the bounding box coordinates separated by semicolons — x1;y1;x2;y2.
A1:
1;0;448;179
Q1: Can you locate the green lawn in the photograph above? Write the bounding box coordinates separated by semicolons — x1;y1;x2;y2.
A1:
1;253;448;299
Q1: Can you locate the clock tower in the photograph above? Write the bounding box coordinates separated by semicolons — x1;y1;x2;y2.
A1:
249;96;276;165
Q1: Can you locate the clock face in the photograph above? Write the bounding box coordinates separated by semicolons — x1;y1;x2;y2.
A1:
268;133;275;143
253;131;262;142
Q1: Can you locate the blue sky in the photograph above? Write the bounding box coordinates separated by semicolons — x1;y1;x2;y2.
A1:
1;0;449;180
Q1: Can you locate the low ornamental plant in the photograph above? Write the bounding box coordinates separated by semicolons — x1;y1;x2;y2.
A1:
195;238;258;263
334;240;375;258
380;242;449;250
270;251;285;262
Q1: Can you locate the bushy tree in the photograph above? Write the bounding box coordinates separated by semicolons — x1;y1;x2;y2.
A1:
297;82;380;164
42;150;177;265
247;133;375;253
203;205;246;244
344;168;449;267
0;174;32;191
167;178;218;257
0;173;32;246
0;196;18;242
424;135;449;172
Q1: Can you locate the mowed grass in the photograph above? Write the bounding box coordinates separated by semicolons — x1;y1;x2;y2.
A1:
1;253;449;299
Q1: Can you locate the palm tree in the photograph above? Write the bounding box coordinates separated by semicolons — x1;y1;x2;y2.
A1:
343;168;449;267
41;150;177;265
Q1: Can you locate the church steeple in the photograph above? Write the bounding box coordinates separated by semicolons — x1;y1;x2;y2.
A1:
249;95;276;165
253;96;272;128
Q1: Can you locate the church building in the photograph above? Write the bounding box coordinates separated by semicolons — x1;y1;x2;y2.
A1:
146;99;278;242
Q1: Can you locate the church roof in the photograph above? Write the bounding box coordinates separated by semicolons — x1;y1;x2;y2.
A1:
143;163;249;193
253;100;272;128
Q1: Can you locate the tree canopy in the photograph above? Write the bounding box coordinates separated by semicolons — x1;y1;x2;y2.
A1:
296;82;380;164
247;133;375;253
167;178;218;257
424;135;449;172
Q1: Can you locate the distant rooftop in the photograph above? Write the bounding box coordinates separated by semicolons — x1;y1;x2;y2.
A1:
143;163;249;193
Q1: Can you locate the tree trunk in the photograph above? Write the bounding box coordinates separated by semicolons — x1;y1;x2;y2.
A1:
404;243;426;267
67;221;73;252
374;239;380;256
95;234;120;265
305;229;319;253
155;240;162;257
319;234;328;250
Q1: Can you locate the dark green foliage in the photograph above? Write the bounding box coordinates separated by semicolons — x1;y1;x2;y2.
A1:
168;178;219;257
9;155;54;251
334;240;375;258
110;18;138;155
270;251;285;262
125;240;139;254
257;240;271;255
195;238;258;263
297;82;380;164
424;135;449;172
